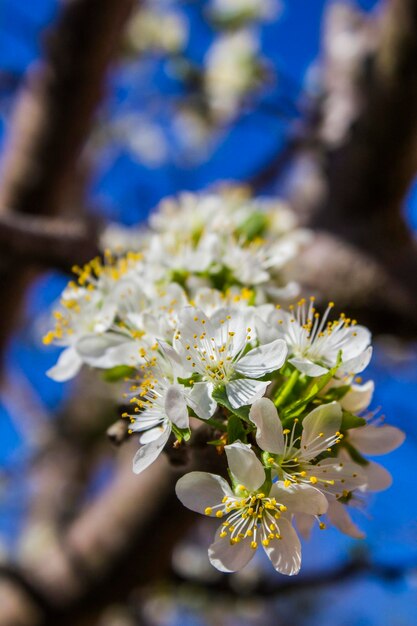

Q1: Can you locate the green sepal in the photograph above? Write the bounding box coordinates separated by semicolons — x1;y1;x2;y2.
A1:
169;269;189;288
341;411;367;431
227;413;247;444
205;416;227;432
102;365;137;382
177;373;201;387
261;450;275;467
259;467;272;496
208;266;238;292
212;386;251;423
324;385;351;402
171;424;191;443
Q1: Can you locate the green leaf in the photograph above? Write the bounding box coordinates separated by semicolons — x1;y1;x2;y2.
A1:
227;414;247;444
341;411;367;431
236;211;269;241
324;385;351;401
282;355;343;420
102;365;136;382
212;386;251;423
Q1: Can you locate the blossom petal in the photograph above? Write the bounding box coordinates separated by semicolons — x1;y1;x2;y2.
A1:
249;398;284;454
158;340;185;368
360;461;392;492
94;301;118;332
165;385;189;429
132;423;170;474
46;346;82;382
341;381;374;413
288;357;328;377
295;513;315;539
139;426;165;444
300;402;342;460
76;334;143;368
327;499;365;539
349;425;405;456
235;339;288;378
225;442;265;491
226;378;269;409
310;458;366;495
210;308;248;357
209;529;255;573
264;517;301;576
254;309;280;344
339;347;373;375
188;382;217;419
176;472;232;514
341;326;371;360
177;307;216;348
272;482;328;516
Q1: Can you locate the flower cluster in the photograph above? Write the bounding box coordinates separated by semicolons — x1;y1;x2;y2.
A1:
44;189;404;576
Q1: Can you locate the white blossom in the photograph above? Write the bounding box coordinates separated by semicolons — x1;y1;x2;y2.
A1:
256;298;372;376
176;442;327;575
249;398;366;497
128;356;190;474
169;307;287;417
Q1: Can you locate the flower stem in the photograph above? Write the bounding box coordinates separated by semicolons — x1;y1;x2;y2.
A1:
193;414;227;432
274;369;299;408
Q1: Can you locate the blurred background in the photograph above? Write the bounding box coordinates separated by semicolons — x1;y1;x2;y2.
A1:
0;0;416;624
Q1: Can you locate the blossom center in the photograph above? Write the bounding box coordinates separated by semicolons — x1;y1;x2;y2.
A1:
205;491;287;549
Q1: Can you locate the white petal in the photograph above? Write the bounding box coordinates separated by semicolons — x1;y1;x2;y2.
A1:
327;499;365;539
339;347;373;375
360;461;392;492
188;382;217;419
165;385;189;429
272;482;328;516
341;381;374;413
341;326;371;360
46;347;82;381
235;339;288;378
209;529;255;573
311;458;367;495
264;517;301;576
349;425;405;456
177;307;216;346
295;513;315;539
94;301;118;332
175;472;232;514
249;398;284;454
225;442;265;491
76;333;128;360
139;426;164;444
300;402;342;460
77;334;142;368
158;340;184;368
210;308;248;357
288;357;328;377
132;424;170;474
254;312;280;344
226;378;269;409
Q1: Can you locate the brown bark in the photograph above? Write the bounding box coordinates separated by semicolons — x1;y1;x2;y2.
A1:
0;0;135;353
